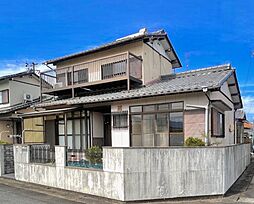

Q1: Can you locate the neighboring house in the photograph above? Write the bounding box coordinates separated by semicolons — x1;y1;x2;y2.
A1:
244;121;253;143
0;70;41;143
235;109;246;144
20;28;242;148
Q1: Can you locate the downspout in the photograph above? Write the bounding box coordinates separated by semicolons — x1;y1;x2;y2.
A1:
203;90;212;146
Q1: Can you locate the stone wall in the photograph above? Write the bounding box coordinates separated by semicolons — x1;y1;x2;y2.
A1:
14;144;250;201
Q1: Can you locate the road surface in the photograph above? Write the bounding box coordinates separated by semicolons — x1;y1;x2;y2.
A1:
0;183;80;204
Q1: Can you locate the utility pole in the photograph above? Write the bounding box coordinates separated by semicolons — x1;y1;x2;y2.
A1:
25;62;38;72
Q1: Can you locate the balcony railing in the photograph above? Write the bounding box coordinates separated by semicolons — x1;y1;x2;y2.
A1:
41;52;142;94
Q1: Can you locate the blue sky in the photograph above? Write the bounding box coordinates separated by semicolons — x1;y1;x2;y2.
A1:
0;0;253;120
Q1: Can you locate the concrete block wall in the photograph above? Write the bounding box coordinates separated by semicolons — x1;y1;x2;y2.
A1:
104;144;251;201
14;145;125;201
14;144;250;201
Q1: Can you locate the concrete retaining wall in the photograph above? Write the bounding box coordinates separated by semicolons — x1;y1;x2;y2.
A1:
14;144;250;201
14;146;124;200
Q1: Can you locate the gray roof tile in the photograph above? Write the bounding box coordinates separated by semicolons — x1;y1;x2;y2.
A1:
36;64;234;108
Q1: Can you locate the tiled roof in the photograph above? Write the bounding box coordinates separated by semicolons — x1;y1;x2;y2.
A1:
0;69;37;81
0;99;40;115
36;64;235;108
45;29;181;68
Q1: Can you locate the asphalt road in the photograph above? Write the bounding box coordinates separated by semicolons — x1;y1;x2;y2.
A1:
0;184;81;204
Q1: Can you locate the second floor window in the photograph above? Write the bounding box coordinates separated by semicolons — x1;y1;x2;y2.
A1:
0;89;9;104
74;69;88;84
101;60;127;79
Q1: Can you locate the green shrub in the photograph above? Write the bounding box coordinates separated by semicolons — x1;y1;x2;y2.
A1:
85;146;102;164
185;137;205;146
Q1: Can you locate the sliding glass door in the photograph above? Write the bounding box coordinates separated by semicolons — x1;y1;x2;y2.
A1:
130;102;184;147
57;110;91;149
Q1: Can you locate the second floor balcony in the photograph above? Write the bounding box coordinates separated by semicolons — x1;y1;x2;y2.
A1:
41;52;142;96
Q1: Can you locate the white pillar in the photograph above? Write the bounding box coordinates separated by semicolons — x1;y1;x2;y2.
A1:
55;146;66;168
13;145;30;164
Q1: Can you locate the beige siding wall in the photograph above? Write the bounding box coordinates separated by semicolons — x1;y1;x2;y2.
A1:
57;41;143;68
143;43;172;83
55;40;173;85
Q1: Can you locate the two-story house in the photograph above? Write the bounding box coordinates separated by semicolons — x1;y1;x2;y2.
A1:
0;70;41;144
20;28;242;149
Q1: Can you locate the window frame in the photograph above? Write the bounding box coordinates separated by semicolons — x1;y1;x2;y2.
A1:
73;69;88;84
112;112;128;129
211;108;225;138
0;89;9;104
129;101;184;147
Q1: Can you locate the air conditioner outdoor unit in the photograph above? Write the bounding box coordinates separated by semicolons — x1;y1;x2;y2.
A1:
24;93;33;102
53;82;63;89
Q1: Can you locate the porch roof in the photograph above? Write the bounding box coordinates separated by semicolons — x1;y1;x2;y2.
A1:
36;64;242;109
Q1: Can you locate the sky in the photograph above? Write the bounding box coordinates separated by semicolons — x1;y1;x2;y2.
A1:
0;0;253;120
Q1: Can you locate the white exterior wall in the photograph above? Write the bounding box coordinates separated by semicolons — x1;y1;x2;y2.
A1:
111;105;130;147
9;76;40;106
111;86;236;147
210;81;235;145
111;92;208;147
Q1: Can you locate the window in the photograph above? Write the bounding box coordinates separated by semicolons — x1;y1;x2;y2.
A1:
131;115;142;146
130;102;184;147
170;112;183;132
212;109;225;137
101;60;127;79
169;112;184;146
113;113;128;128
56;73;66;86
130;106;142;113
57;110;91;150
74;69;88;84
0;89;9;104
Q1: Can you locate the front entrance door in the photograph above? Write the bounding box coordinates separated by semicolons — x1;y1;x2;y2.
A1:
104;115;112;146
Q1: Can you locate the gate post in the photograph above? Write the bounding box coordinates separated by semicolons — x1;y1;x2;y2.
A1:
0;145;4;176
55;146;66;168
